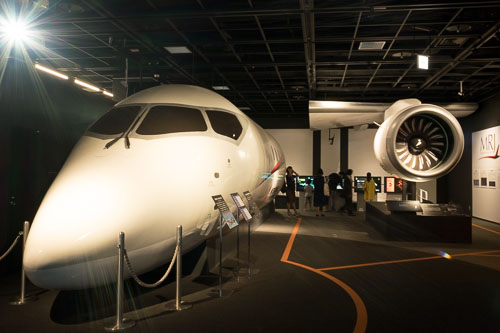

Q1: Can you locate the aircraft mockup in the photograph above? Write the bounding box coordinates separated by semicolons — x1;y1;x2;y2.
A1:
23;84;286;290
309;98;477;181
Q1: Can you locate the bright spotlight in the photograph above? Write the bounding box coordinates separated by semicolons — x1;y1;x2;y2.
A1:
417;54;429;70
0;17;33;43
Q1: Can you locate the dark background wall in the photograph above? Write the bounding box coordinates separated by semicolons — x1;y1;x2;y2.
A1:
0;57;114;274
437;94;500;213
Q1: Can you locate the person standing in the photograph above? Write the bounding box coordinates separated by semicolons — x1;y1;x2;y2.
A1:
342;169;355;216
285;166;299;216
363;172;376;202
304;178;314;210
313;168;326;216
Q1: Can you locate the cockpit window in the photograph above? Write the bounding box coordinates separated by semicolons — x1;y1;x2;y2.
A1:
136;105;207;135
88;106;141;135
206;110;242;140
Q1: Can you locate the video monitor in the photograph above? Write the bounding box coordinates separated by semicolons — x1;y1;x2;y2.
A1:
384;176;404;194
296;176;314;191
354;176;366;193
354;176;382;193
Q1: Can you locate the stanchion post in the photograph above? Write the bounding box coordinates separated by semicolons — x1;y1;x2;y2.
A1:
236;210;240;281
218;215;223;297
20;222;28;302
176;225;182;310
11;221;37;305
105;232;134;331
165;225;193;311
247;216;251;277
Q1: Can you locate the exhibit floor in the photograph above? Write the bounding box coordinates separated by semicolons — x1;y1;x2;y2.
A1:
1;209;499;332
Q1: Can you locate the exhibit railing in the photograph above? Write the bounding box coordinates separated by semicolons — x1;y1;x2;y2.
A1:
105;225;191;331
2;221;37;305
0;231;23;262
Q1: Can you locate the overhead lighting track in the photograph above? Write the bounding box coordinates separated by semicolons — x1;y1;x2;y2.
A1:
34;64;68;80
34;63;113;98
74;79;100;92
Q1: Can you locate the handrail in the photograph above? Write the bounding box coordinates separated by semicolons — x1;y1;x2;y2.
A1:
0;231;23;262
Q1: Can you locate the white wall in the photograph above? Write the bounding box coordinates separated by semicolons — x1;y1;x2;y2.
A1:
266;129;313;175
348;129;391;201
472;126;500;223
321;128;341;176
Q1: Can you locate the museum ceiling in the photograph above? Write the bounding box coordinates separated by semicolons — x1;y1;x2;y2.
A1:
6;0;500;120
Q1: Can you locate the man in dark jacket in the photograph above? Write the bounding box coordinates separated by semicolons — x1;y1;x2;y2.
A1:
342;169;355;216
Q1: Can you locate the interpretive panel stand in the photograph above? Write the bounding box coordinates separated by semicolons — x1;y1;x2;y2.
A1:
208;195;238;298
230;192;253;281
243;191;261;277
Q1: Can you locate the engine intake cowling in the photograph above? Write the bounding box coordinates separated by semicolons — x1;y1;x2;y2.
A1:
374;104;464;182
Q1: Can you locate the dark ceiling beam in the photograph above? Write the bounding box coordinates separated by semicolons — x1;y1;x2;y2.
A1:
365;10;412;91
50;58;500;73
196;0;275;112
45;19;498;38
162;16;256;110
416;21;500;94
45;33;482;45
300;0;315;98
392;8;464;88
341;11;362;88
459;60;496;83
250;0;294;112
50;1;500;23
71;23;120;53
81;0;199;85
478;83;500;102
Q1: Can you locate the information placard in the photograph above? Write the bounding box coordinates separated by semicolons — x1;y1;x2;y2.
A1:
230;193;252;221
212;195;238;229
243;191;262;217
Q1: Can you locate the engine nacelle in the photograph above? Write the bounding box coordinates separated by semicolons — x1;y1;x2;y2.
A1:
374;103;464;182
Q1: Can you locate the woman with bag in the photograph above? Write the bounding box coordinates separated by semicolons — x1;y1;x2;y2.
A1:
313;168;327;216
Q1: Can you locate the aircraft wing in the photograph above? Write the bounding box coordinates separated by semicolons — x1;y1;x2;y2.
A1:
309;100;478;129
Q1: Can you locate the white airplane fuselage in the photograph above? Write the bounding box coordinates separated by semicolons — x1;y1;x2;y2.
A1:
23;85;285;290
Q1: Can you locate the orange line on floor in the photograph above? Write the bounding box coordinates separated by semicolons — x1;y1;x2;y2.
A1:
284;259;368;333
319;249;500;271
280;217;302;262
280;217;367;333
319;255;444;271
473;223;500;235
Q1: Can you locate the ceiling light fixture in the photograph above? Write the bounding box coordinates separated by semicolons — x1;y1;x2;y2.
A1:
74;79;100;92
102;90;114;97
34;64;68;80
417;54;429;70
212;86;230;91
164;46;191;54
358;41;386;50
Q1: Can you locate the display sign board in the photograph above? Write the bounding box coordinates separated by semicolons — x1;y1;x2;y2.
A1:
230;193;252;221
212;195;239;229
472;125;500;223
354;176;382;193
384;176;403;194
243;191;262;218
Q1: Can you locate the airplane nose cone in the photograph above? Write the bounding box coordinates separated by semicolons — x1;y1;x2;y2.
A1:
23;165;139;289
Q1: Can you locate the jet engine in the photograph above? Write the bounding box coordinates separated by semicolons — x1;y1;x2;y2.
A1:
373;101;464;182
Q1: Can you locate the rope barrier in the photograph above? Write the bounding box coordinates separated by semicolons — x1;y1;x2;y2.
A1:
123;245;179;288
0;232;23;262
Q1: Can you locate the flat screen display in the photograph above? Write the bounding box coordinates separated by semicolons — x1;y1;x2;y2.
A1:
296;176;314;191
384;176;404;194
354;176;382;193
